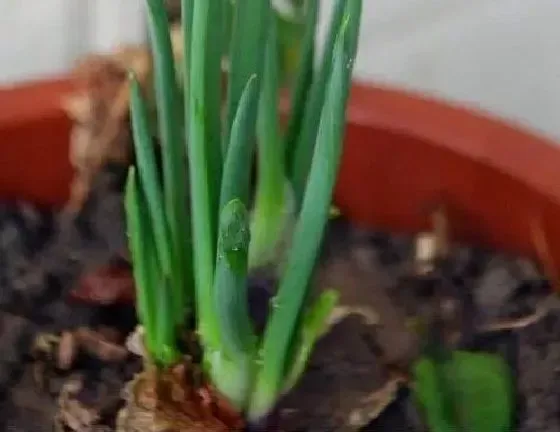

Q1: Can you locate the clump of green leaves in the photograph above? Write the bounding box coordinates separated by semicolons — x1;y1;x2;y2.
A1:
125;0;362;422
413;349;513;432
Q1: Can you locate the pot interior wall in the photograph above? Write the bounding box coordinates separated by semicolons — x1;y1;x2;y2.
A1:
335;82;560;268
0;79;73;209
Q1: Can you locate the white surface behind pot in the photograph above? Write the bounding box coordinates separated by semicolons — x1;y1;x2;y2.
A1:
1;0;559;141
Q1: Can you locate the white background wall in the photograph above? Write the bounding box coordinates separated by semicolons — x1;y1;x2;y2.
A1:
0;0;146;84
1;0;559;142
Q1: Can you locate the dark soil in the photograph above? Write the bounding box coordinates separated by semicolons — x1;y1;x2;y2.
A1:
0;167;558;431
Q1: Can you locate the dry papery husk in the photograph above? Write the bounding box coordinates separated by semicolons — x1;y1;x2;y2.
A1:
62;24;183;214
118;328;244;432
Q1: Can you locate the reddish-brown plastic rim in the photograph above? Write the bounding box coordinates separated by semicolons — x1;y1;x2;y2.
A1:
0;78;74;208
2;77;560;264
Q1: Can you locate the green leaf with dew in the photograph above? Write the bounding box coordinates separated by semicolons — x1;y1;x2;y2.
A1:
213;199;256;360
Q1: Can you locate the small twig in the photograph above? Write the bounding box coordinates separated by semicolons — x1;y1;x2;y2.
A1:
473;215;560;334
347;374;405;428
479;292;558;332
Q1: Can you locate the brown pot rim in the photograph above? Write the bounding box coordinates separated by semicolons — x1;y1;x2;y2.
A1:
347;79;560;205
3;76;560;263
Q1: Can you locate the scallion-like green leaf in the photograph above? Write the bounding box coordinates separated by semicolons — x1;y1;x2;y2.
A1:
248;2;362;419
204;0;225;244
284;0;319;174
125;165;178;366
288;0;346;209
223;0;271;155
249;11;293;269
145;0;192;323
181;0;193;125
155;277;181;365
282;289;339;392
414;351;513;432
188;0;221;348
124;167;157;356
213;199;256;360
220;75;259;210
207;349;254;412
128;75;172;279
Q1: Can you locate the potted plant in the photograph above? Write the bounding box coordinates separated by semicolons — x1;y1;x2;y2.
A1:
116;0;362;430
2;1;560;430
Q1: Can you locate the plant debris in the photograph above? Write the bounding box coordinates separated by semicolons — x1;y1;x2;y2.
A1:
71;263;135;305
33;327;128;375
62;25;184;214
116;363;244;432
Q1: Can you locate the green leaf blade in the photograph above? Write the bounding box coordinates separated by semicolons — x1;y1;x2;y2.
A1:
214;199;256;360
124;167;157;356
248;2;362;420
288;0;346;210
128;75;172;278
284;0;319;175
223;0;271;154
188;0;220;349
145;0;192;322
283;289;339;392
220;75;260;210
250;10;293;270
413;351;513;432
204;0;225;221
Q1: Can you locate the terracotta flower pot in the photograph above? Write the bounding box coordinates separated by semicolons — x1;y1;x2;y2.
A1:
0;79;74;208
2;76;560;269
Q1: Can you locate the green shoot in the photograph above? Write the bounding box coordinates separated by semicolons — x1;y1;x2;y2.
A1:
249;10;294;270
220;75;260;210
214;199;256;360
288;0;347;209
187;0;220;347
126;0;362;420
128;75;172;280
125;167;179;365
282;289;339;392
223;0;270;156
209;198;256;409
145;0;191;322
125;168;156;355
204;0;225;241
414;351;513;432
248;1;362;419
284;0;319;175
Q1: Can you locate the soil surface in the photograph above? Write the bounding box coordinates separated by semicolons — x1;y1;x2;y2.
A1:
0;167;558;431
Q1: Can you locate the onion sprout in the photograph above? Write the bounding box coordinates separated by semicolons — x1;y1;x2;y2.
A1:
125;0;362;420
